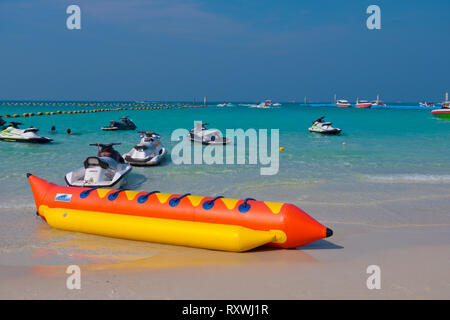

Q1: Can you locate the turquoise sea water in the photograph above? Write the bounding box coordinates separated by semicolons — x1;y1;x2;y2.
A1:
1;102;449;227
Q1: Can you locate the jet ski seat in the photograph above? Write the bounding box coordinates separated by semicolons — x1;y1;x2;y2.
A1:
84;157;110;169
134;144;149;150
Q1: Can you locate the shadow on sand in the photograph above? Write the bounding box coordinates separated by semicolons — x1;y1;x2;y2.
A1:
298;239;344;250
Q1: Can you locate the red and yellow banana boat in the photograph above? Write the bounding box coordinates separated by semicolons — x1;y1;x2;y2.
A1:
27;174;333;252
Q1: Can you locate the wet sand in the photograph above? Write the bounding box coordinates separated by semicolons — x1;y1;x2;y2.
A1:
0;206;449;299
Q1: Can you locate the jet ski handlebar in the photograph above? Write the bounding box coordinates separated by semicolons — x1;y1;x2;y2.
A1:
313;116;325;124
89;143;121;147
139;131;159;136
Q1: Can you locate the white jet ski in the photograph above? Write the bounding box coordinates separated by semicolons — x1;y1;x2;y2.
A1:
255;100;276;108
308;117;341;135
123;131;167;166
188;123;230;145
102;116;137;131
0;122;53;143
65;143;132;188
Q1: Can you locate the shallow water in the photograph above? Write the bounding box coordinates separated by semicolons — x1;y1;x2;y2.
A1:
0;102;449;252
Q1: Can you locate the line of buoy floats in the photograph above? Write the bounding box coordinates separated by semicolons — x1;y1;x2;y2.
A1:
0;101;206;119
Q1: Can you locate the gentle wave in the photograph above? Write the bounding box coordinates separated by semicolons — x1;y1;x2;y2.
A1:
361;174;450;184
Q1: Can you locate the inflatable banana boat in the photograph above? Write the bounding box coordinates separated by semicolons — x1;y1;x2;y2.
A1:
27;174;333;252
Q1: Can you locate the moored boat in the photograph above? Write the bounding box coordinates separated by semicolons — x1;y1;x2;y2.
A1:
431;108;450;118
431;92;450;118
65;143;132;188
101;116;136;131
123;131;167;166
355;98;372;108
188;122;229;145
371;94;386;106
336;99;351;107
0;122;52;143
308;116;341;134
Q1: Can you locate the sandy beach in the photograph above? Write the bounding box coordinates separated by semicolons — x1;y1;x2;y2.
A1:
1;187;449;300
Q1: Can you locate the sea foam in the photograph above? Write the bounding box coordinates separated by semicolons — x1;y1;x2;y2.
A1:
362;174;450;184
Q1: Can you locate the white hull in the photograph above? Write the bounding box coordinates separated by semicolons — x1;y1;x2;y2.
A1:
189;135;230;145
188;124;230;145
65;158;132;188
124;148;167;166
308;121;341;135
0;126;52;143
123;133;167;166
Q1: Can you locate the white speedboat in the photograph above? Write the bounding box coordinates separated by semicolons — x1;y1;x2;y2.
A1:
355;98;372;108
336;99;351;107
256;100;273;108
65;143;132;188
0;122;52;143
308;117;341;135
123;131;167;166
188;123;229;145
217;102;233;107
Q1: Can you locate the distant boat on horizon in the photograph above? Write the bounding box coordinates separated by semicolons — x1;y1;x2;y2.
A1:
255;100;281;108
371;94;386;106
334;93;351;107
431;92;450;118
355;97;372;108
440;92;450;108
336;99;351;107
419;102;435;107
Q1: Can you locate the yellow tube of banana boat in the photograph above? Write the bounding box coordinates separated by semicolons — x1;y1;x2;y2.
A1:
39;205;277;252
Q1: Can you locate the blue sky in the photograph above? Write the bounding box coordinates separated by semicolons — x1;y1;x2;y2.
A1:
0;0;449;102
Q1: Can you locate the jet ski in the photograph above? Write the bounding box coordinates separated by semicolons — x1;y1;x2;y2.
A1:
308;117;341;135
101;116;136;131
0;122;53;143
188;123;230;145
256;100;272;108
217;102;233;107
123;131;167;166
65;143;132;188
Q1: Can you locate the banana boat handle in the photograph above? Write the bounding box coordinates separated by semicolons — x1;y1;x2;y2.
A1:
27;174;333;249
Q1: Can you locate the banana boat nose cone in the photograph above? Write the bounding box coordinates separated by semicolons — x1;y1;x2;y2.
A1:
326;228;333;238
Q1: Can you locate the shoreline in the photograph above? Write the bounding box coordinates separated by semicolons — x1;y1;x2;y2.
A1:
0;214;448;299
